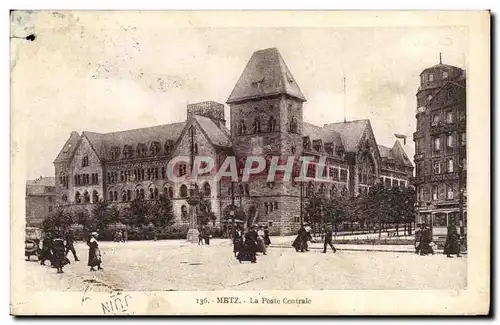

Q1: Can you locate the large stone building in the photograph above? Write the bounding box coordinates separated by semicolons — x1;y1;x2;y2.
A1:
412;59;467;241
54;48;413;235
26;176;56;227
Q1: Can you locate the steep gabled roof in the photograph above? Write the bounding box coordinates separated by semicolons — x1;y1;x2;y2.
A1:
54;131;81;163
378;141;413;168
193;115;232;148
323;119;370;152
82;122;186;161
227;48;306;104
428;79;466;105
303;122;342;147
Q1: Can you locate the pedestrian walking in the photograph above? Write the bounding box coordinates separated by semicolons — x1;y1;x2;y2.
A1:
236;225;258;263
65;231;79;262
204;227;211;245
39;233;54;266
52;233;69;274
414;224;424;255
87;232;103;271
263;225;271;246
233;227;243;257
322;225;337;253
419;225;435;256
198;227;204;245
256;225;267;255
292;224;308;252
444;224;461;258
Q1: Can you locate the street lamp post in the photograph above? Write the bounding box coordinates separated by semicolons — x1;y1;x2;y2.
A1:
230;181;235;239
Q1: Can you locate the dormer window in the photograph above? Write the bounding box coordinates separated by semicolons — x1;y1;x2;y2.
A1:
137;143;147;157
82;155;89;167
110;147;120;160
123;145;133;159
303;137;311;151
289;116;298;133
443;71;448;79
429;73;434;82
238;120;247;135
150;142;160;155
164;141;173;155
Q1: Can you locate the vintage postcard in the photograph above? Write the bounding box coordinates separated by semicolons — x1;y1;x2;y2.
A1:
10;10;490;315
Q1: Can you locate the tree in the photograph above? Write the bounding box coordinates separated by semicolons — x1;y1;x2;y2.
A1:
197;198;214;226
91;199;112;231
148;194;175;228
42;208;72;232
127;197;149;227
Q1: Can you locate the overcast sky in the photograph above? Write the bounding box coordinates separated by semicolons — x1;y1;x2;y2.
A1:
11;11;468;180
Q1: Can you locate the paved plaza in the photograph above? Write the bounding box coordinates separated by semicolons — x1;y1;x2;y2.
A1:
23;239;467;292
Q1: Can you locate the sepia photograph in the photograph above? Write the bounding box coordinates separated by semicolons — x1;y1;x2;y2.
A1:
10;10;490;315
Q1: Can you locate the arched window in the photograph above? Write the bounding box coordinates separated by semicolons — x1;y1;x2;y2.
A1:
140;188;145;200
82;155;89;167
270;203;274;212
75;191;81;203
92;190;99;203
194;143;199;154
135;189;140;199
290;116;298;133
149;188;154;200
127;189;131;201
109;191;113;201
203;183;211;197
164;142;172;154
238;120;247;135
264;202;269;214
168;187;174;198
62;194;68;202
252;117;261;133
83;191;90;203
181;205;188;220
114;191;118;201
268;116;277;132
154;188;159;199
121;190;127;202
245;183;250;196
180;184;188;198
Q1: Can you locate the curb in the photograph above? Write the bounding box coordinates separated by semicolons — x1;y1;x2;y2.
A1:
268;244;467;255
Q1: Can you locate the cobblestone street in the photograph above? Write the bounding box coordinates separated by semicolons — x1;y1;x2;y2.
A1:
23;239;467;292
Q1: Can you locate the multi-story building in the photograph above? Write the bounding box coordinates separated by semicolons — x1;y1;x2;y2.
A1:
412;59;467;242
53;47;413;235
26;176;56;227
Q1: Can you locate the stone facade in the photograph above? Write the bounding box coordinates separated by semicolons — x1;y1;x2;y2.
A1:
26;176;56;227
412;61;467;242
53;47;413;235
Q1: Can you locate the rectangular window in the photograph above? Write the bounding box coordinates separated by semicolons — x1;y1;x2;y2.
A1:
443;71;448;79
432;185;438;200
433;161;441;174
447;185;454;200
340;169;348;182
446;158;454;173
431;114;440;126
446;111;453;124
459;110;466;121
461;132;466;146
433;137;441;152
48;206;53;212
447;134;454;148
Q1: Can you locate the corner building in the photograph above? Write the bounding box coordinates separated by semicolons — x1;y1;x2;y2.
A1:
412;61;467;241
54;48;413;235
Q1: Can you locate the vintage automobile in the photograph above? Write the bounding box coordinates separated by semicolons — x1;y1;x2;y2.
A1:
25;226;42;260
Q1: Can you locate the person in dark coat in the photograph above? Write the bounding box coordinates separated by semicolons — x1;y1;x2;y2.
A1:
444;224;461;258
52;234;69;273
198;227;204;245
39;233;53;266
263;226;271;246
414;224;424;254
87;232;103;271
292;224;308;252
233;227;243;257
322;225;337;253
419;225;435;255
237;226;258;263
204;227;211;245
65;231;79;262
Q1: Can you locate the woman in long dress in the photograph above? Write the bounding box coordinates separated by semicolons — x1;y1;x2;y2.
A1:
263;226;271;246
87;232;103;271
444;225;461;258
51;234;69;274
233;227;243;257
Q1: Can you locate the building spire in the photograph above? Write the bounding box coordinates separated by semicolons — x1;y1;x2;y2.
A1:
439;52;442;64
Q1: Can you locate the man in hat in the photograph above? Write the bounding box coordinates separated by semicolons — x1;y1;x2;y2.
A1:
65;231;79;262
322;225;337;253
39;232;53;266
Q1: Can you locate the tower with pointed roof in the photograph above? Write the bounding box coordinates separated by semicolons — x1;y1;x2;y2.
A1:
226;48;307;232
